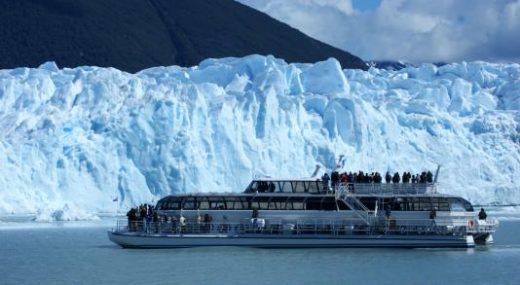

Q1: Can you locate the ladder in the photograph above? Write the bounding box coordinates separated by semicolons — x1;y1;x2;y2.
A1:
336;184;370;225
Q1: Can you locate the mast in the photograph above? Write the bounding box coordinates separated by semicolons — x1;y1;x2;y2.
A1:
433;165;441;183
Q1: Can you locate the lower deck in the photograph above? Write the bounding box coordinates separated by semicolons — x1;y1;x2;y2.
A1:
109;218;485;248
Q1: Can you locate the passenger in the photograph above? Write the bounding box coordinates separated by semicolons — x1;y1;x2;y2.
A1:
430;208;437;219
268;182;276;192
252;208;259;219
420;172;427;183
251;208;259;229
411;175;417;184
146;206;153;233
126;207;137;231
171;216;178;233
385;171;392;183
402;172;409;183
331;171;339;192
258;181;268;192
392;172;400;183
340;173;348;184
358;171;366;183
374;172;382;183
426;171;433;183
478;208;487;220
152;211;159;233
140;205;147;232
321;173;330;193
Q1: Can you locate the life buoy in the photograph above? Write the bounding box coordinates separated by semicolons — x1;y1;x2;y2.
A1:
468;220;475;230
218;224;230;233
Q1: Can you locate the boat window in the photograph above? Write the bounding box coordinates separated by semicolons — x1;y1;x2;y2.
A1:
267;200;279;210
286;197;305;210
359;197;377;210
393;198;404;211
258;201;269;210
289;201;305;210
430;197;450;211
156;201;166;210
438;198;450;211
258;182;270;193
208;197;226;209
182;197;196;210
306;197;323;210
306;181;320;193
166;202;180;210
449;198;474;212
227;197;246;210
277;181;291;193
421;197;433;211
198;197;209;210
382;198;404;211
244;181;257;193
292;181;306;193
409;198;419;211
249;200;259;210
268;197;287;210
321;197;337;211
250;196;270;210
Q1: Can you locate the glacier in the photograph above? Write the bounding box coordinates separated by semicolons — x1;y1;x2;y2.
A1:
0;55;519;218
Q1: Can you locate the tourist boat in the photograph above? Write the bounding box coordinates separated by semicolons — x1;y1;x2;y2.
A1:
108;176;498;248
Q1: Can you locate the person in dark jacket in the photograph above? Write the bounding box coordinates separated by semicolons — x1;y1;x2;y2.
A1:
392;172;400;183
331;171;339;192
321;173;330;193
426;171;433;183
385;171;392;183
478;208;487;220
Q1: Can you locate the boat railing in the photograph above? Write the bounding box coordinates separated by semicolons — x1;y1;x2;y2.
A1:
475;218;499;233
113;215;482;237
335;182;437;196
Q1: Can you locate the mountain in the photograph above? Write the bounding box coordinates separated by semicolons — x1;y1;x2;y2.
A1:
0;0;367;72
0;56;519;219
367;61;412;71
367;61;449;71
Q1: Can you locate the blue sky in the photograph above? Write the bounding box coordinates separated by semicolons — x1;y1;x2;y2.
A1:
238;0;520;63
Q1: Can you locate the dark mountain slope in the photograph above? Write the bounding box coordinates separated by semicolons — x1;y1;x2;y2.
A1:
0;0;367;72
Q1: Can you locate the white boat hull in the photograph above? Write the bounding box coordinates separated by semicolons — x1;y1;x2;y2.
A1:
108;231;475;248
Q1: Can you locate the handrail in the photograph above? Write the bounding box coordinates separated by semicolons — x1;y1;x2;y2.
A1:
336;184;370;224
335;182;437;195
114;214;490;237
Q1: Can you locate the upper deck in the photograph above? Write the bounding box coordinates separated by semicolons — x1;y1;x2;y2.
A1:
245;179;437;195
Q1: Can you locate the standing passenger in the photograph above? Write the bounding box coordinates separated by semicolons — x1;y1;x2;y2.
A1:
478;208;487;220
321;173;330;193
385;171;392;183
331;171;339;193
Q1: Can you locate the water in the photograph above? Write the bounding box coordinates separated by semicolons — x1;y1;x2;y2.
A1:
1;218;520;285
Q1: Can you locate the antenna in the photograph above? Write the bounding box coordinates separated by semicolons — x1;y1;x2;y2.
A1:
433;165;441;183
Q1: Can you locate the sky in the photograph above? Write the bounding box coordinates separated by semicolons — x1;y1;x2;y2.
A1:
237;0;520;63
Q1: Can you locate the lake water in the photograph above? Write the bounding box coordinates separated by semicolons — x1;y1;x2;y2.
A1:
1;216;520;285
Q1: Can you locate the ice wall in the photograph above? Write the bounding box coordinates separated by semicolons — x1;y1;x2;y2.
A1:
0;56;519;216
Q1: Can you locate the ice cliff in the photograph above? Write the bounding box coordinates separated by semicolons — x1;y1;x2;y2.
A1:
0;55;519;216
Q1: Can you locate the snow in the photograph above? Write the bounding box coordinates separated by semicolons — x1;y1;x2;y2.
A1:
0;55;519;219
